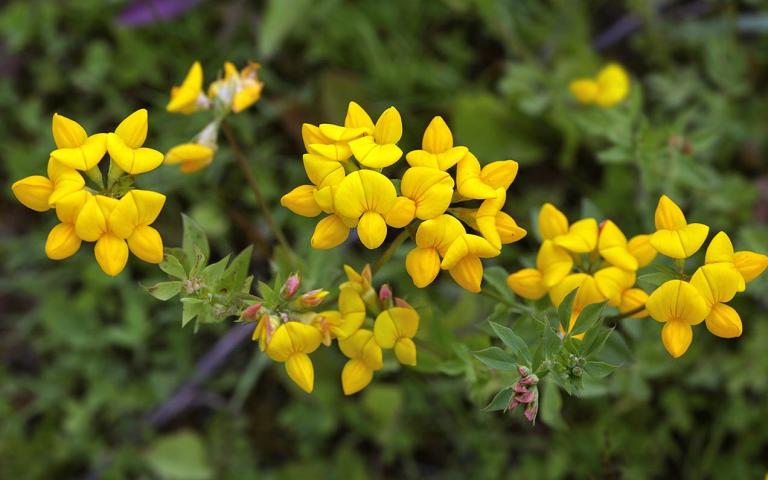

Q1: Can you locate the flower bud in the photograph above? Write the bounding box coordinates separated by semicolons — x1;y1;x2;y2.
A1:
281;273;301;299
298;289;329;308
379;284;393;309
240;302;262;321
518;366;530;377
523;389;539;424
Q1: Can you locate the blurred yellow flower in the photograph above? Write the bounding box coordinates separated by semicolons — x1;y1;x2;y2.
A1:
167;61;208;114
569;63;630;108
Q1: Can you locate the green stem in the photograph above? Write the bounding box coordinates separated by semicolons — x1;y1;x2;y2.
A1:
221;121;295;261
84;165;104;190
372;230;409;273
606;305;645;322
107;159;125;190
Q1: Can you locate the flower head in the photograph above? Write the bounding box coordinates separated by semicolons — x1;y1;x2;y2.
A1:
440;234;500;292
167;61;209;114
265;322;322;393
373;306;419;366
339;329;383;395
646;280;709;357
348;106;403;168
650;195;709;259
406;116;467;170
569;63;630;108
333;170;397;249
107;109;164;175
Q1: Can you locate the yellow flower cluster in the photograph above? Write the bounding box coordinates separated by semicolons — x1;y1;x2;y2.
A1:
569;63;630;108
252;266;419;395
165;61;264;172
11;111;166;276
507;203;655;335
507;196;768;358
281;101;527;292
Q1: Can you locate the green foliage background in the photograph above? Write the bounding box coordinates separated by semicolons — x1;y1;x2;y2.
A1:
1;0;768;478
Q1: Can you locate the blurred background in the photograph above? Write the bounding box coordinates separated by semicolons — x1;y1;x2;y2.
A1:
2;0;768;478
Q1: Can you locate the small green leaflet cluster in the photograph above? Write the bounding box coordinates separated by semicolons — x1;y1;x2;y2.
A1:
143;214;255;331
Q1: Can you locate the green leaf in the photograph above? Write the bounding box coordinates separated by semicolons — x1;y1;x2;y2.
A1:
159;253;187;280
569;302;605;335
143;281;182;301
540;381;566;430
181;298;204;327
581;326;614;357
489;321;531;365
473;347;517;371
219;246;253;294
182;213;209;265
483;266;515;301
557;290;577;333
259;0;314;59
258;281;278;305
542;320;562;358
482;387;514;412
638;271;676;289
202;254;231;286
585;361;619;379
144;431;212;480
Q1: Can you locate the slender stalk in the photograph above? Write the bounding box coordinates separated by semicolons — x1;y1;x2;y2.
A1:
606;305;645;322
372;230;409;273
221;121;294;258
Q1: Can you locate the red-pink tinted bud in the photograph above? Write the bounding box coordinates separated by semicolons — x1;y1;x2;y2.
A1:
281;273;301;299
240;303;262;320
515;390;536;404
379;284;393;303
508;398;520;411
518;366;530;377
298;289;329;307
519;374;539;386
523;389;539;424
513;382;529;393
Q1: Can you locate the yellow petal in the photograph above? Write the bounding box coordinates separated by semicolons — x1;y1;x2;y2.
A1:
303;153;346;188
384;196;416;228
373;106;402;145
661;321;693;358
285;353;315;393
480;160;519;190
339;329;383;370
618;288;648;318
128;225;164;264
549;273;588;308
307;142;352;162
281;185;321;217
455;152;497;199
705;231;734;264
598;220;638;271
232;83;263;113
12;175;54;212
344;101;375;133
75;196;108;242
48;169;85;206
357;212;388;249
595;63;630;108
165;143;214;172
569;79;598;104
349;136;403;168
475;188;506;249
650;223;709;259
536;240;574;288
554;218;598;253
108;190;165;238
318;123;368;143
301;123;330;150
732;251;768;283
414;214;466;255
45;223;82;260
341;358;374;395
311;214;350;249
646;280;709;325
50;133;108;171
654;195;687;230
506;268;547;300
421;116;453;153
538;203;569;240
94;233;129;276
394;338;417;366
373;307;419;348
313;185;336;213
627;234;657;267
705;303;742;338
107;133;164;175
440;234;500;269
448;256;485;292
406;247;441;288
400;167;454;220
594;266;636;306
54;190;90;224
115;109;148;148
334;170;397;219
166;62;204;113
495;212;527;244
265;323;292;361
51;113;87;148
573;275;606;312
690;264;741;306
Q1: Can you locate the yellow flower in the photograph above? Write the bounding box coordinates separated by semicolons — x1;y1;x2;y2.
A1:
569;63;630;108
440;233;500;292
536;240;573;288
165;143;215;173
312;287;366;346
109;190;166;264
598;220;638;271
339;264;378;310
617;288;648;318
45;190;91;260
405;116;468;170
333;170;397;249
593;266;636;306
75;195;129;276
281;184;324;217
49;113;107;171
705;230;767;286
339;329;383;395
252;313;279;352
348;106;404;168
209;62;264;113
506;268;548;300
455;153;518;200
627;234;657;267
12;158;85;212
690;264;743;339
315;102;373;156
646;280;709;358
538;203;597;254
474;188;527;249
399;166;455;220
549;273;606;335
650;195;709;259
167;61;208;114
733;250;768;283
406;214;466;288
265;322;322;393
106;109;164;175
373;306;419;366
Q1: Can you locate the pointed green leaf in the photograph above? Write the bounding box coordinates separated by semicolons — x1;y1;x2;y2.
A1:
473;347;517;371
585;360;619;379
489;321;531;365
569;301;606;335
482;387;514;412
143;281;182;301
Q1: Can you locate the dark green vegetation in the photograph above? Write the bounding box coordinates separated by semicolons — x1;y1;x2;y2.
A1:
2;0;768;478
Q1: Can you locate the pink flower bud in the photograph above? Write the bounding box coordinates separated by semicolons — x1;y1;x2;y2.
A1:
513;382;529;393
281;273;301;298
524;403;538;423
379;284;393;303
515;390;536;404
508;398;520;411
298;289;329;307
518;366;530;377
240;303;262;320
519;374;539;386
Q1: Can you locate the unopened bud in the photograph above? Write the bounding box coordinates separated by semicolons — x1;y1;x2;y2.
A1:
298;289;329;308
571;366;583;377
379;284;393;307
519;373;539;386
281;273;301;299
518;366;530;377
240;303;262;321
515;390;536;404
